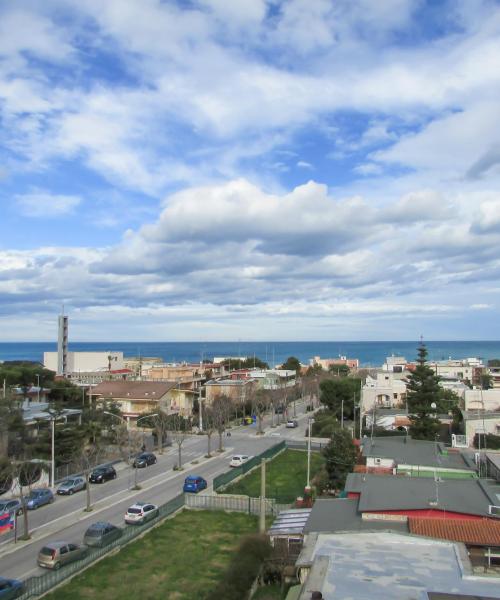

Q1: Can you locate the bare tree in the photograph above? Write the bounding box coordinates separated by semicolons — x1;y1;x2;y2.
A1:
202;406;216;458
169;413;189;470
74;445;103;512
8;460;49;540
252;389;270;435
151;411;170;454
212;394;232;452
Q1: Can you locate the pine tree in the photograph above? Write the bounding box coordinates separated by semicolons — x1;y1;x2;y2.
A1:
405;342;441;440
322;429;357;492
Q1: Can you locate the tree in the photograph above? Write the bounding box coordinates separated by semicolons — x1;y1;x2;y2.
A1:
252;389;270;435
72;445;103;512
212;394;232;452
322;429;357;492
202;406;216;457
328;363;350;377
319;378;361;421
480;373;493;390
405;343;441;441
169;413;189;470
280;356;301;373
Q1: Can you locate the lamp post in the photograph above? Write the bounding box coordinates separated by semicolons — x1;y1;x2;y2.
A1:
35;374;40;403
307;416;313;488
45;409;58;489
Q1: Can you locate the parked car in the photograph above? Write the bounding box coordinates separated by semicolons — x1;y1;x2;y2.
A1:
0;499;23;516
83;522;123;548
124;502;159;525
24;489;54;510
229;455;250;468
37;541;87;570
0;577;24;599
89;465;117;484
133;452;157;468
286;419;299;428
183;475;208;493
57;477;86;495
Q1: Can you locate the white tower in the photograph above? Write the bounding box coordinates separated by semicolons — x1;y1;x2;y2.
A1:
57;311;68;376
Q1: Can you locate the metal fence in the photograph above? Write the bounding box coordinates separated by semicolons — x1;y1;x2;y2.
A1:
213;440;286;491
185;493;290;516
16;493;185;600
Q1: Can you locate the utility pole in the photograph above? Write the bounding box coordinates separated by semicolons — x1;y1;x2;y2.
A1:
259;458;266;533
307;417;312;487
341;398;344;429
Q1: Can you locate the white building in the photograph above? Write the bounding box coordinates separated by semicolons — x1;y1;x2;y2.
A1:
463;411;500;446
361;371;408;412
464;388;500;412
44;351;124;374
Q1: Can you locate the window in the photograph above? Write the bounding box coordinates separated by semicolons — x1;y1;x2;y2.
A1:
393;393;398;399
60;546;68;555
68;544;77;551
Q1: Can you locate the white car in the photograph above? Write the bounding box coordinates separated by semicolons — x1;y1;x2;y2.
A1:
124;502;159;525
229;455;250;468
286;419;299;428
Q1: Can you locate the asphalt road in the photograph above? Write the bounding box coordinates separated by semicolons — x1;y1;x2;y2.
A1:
0;399;315;582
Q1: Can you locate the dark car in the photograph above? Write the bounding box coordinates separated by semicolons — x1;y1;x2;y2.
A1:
24;488;54;510
0;577;24;599
133;452;157;468
89;465;117;484
83;522;123;548
183;475;208;494
0;499;23;516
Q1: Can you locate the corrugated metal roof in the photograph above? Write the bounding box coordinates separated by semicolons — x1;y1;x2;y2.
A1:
409;517;500;546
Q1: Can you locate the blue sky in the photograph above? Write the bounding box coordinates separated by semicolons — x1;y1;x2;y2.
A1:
1;0;500;341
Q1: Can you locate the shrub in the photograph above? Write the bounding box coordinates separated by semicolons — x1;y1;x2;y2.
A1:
205;534;272;600
474;432;500;450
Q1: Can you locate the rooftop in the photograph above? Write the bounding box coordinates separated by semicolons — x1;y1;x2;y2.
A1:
297;532;500;600
304;498;408;535
90;380;176;399
268;509;312;537
345;473;500;517
408;516;500;546
361;436;472;470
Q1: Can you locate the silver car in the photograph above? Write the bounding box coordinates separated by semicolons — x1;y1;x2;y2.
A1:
0;499;23;516
57;477;86;495
37;541;88;570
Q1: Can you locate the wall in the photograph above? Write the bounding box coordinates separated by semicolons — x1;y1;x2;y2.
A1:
464;389;500;412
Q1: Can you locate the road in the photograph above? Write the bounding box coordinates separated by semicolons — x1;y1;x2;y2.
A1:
0;400;315;582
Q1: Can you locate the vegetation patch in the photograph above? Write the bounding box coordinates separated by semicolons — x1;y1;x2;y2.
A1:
222;449;325;503
43;510;259;600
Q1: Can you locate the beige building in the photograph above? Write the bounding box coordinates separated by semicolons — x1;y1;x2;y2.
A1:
464;389;500;412
361;372;408;413
89;380;194;425
204;378;257;406
464;411;500;446
44;351;124;373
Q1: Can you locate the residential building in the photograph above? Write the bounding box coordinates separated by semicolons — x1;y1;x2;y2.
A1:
89;380;191;425
361;371;408;412
229;369;296;390
294;531;500;599
204;378;257;406
344;473;499;519
364;407;410;431
68;368;134;386
309;356;359;370
486;453;500;481
465;389;500;412
382;355;408;372
360;436;475;477
489;365;500;389
463;411;500;446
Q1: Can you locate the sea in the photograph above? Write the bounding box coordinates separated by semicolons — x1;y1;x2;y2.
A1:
1;341;500;368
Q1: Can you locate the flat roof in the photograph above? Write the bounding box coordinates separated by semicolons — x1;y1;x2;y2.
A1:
299;532;500;599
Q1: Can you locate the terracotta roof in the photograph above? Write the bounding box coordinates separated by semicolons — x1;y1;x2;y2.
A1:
408;517;500;546
90;380;176;400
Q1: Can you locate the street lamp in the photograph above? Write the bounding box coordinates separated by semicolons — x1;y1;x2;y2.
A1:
45;409;58;489
35;374;40;403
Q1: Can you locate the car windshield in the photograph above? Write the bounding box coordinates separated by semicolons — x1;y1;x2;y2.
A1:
185;477;197;483
0;503;11;511
40;547;55;556
61;480;75;486
127;508;142;514
28;491;42;498
93;468;105;474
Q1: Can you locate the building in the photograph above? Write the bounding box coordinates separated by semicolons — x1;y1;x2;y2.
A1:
486;453;500;481
57;313;68;376
489;365;500;389
204;378;257;406
229;369;296;390
364;407;410;431
68;368;134;386
309;356;359;370
44;351;125;374
463;411;500;446
360;436;475;477
465;389;500;412
428;357;484;385
294;531;500;599
89;381;190;425
344;473;499;519
361;371;408;412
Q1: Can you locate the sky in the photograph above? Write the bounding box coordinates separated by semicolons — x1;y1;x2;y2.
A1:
1;0;500;342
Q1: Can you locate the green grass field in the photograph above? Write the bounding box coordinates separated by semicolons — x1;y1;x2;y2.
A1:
223;449;325;503
45;510;260;600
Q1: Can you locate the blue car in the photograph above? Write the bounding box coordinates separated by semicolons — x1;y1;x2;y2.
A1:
0;577;24;599
183;475;208;493
24;488;54;510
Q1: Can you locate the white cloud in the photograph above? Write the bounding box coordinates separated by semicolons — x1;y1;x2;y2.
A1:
15;192;81;217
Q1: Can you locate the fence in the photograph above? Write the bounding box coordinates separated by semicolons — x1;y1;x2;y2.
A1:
16;493;185;600
213;440;286;491
185;493;290;516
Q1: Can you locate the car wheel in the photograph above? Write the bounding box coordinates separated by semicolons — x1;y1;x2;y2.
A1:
113;473;117;479
17;508;23;516
50;497;54;503
69;490;73;495
54;562;61;570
